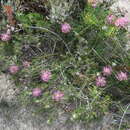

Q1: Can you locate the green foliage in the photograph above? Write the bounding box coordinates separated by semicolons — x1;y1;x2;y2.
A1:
82;5;127;65
16;12;49;27
71;86;110;122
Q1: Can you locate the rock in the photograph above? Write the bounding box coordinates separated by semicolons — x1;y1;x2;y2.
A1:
0;74;19;106
110;0;129;13
110;0;130;28
110;0;130;51
0;101;85;130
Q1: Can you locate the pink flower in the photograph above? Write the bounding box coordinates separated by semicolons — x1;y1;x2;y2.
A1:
61;23;71;33
23;61;30;68
115;17;130;28
32;88;42;97
116;71;128;81
92;2;97;8
96;76;106;87
0;33;11;41
9;65;19;74
52;90;64;101
107;14;116;24
41;70;51;82
102;66;112;76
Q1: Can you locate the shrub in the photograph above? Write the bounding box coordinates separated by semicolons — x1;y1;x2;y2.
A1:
0;1;130;125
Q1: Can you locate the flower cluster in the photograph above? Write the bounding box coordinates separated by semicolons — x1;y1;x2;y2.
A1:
96;66;128;87
9;65;19;74
52;90;64;101
103;66;112;76
0;29;11;41
0;33;11;42
107;14;116;24
40;70;52;82
96;76;106;87
32;88;42;97
61;23;71;33
107;14;130;28
116;71;128;81
115;17;130;28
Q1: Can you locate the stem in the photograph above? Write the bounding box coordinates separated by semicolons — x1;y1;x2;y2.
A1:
118;103;130;130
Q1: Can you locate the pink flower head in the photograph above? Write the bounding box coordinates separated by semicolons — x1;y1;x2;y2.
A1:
61;23;71;33
23;61;30;68
107;14;116;24
92;2;97;8
116;71;128;81
52;90;64;101
32;88;42;97
115;17;130;28
41;70;51;82
0;33;11;41
102;66;112;76
9;65;19;74
96;76;106;87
